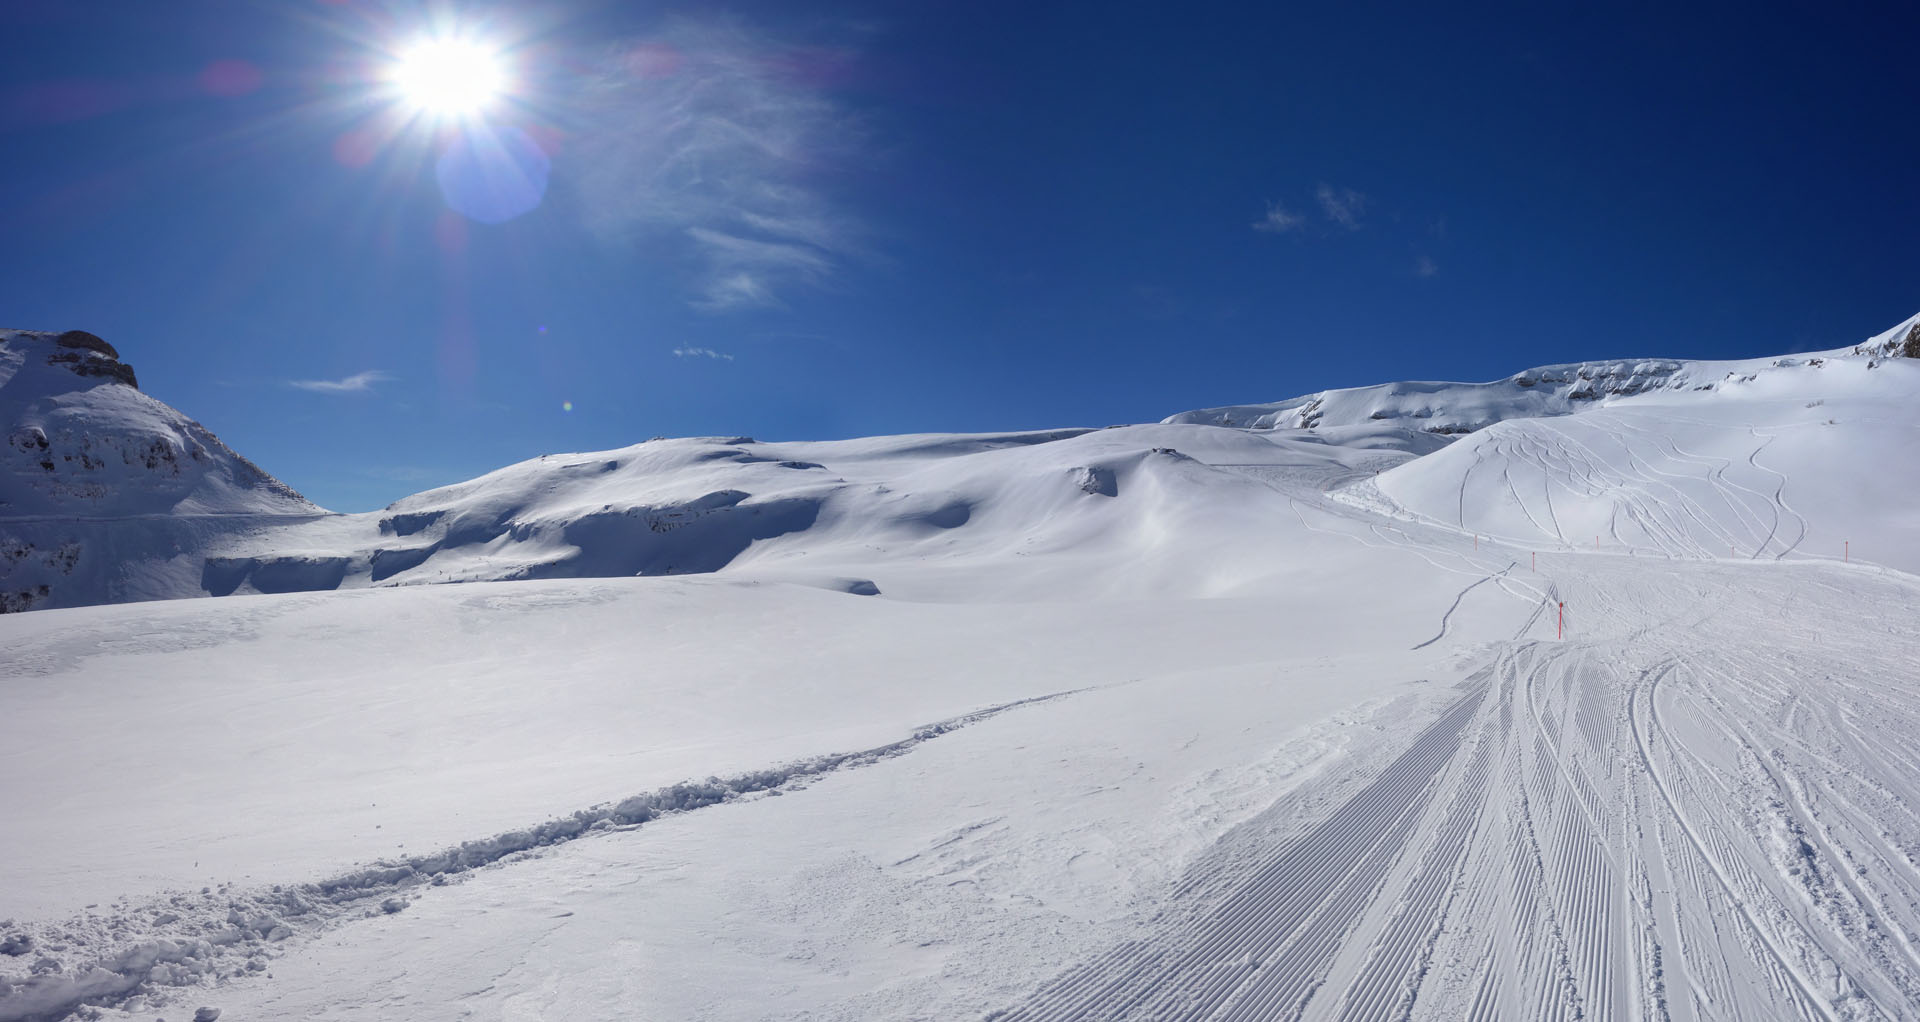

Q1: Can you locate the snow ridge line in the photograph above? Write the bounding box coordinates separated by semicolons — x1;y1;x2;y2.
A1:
0;687;1084;1022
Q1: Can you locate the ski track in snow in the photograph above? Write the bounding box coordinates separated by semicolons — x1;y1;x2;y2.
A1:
989;461;1920;1021
0;689;1084;1022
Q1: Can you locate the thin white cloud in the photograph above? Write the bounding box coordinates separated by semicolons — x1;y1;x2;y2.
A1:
571;18;865;312
1415;255;1438;277
673;346;736;361
1316;183;1367;229
685;226;832;310
1253;202;1305;234
290;370;393;394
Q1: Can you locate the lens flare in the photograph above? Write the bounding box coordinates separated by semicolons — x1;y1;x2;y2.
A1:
393;38;506;117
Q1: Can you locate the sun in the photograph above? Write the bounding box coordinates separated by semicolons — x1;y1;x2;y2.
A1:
392;38;507;117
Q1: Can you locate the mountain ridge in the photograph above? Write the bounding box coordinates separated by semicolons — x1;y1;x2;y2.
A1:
3;311;1914;612
1163;308;1920;435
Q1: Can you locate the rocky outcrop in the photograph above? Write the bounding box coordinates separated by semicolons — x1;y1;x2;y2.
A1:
1851;313;1920;360
47;329;138;389
1165;359;1694;435
56;329;120;359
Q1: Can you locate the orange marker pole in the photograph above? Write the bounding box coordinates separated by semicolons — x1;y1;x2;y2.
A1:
1558;601;1564;639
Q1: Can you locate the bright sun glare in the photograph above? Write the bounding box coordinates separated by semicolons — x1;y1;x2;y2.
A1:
393;38;506;117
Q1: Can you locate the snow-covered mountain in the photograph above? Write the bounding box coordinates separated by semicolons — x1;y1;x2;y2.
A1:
4;312;1917;613
0;329;319;611
1859;309;1920;359
1164;308;1920;434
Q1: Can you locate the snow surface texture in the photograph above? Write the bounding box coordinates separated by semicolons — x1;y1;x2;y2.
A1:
2;311;1919;1021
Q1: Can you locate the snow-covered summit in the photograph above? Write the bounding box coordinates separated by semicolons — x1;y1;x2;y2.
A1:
0;329;312;518
1854;308;1920;359
0;328;320;610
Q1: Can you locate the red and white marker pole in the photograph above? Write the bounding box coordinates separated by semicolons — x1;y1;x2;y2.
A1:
1558;601;1564;639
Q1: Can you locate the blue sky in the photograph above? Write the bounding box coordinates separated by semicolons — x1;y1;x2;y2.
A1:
4;1;1917;511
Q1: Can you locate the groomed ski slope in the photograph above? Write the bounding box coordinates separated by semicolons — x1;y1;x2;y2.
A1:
998;554;1920;1022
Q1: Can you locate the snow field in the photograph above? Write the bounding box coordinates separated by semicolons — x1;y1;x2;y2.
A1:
64;479;1918;1022
193;647;1462;1022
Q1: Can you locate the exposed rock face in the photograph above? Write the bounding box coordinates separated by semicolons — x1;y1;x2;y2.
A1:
47;329;138;388
1851;313;1920;359
55;329;120;359
1165;359;1695;435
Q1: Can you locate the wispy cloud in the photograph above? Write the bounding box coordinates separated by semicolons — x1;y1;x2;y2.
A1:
571;18;865;312
1316;183;1366;229
673;346;736;361
1414;255;1438;277
685;226;833;310
1253;202;1305;234
290;370;392;394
